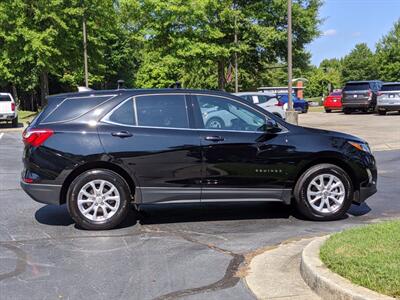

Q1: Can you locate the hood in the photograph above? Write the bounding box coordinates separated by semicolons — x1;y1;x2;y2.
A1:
299;126;366;143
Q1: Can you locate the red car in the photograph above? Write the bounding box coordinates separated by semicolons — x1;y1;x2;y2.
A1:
323;91;342;112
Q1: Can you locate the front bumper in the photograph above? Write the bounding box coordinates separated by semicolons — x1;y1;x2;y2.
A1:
20;181;61;205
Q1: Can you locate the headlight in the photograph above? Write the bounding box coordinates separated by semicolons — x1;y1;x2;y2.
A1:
348;141;371;153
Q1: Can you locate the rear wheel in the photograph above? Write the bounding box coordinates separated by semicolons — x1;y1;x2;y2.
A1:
325;109;332;113
294;164;353;221
343;108;352;114
12;116;18;127
67;169;131;230
378;110;387;115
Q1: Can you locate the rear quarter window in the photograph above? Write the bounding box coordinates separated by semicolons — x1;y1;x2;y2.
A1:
41;95;113;124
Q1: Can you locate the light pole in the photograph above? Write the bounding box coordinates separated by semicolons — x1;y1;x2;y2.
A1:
83;13;89;88
234;14;239;93
286;0;298;124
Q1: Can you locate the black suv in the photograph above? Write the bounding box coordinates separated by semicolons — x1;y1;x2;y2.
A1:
342;80;383;114
21;89;377;230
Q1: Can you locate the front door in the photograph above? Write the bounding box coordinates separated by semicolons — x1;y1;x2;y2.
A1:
191;94;291;202
98;94;202;203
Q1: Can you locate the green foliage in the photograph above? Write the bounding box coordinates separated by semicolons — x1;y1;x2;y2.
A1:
341;43;378;82
304;66;342;98
376;19;400;82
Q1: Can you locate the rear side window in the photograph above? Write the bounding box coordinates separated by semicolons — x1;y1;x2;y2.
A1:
135;94;189;128
343;83;370;91
0;95;12;101
381;84;400;91
42;95;112;124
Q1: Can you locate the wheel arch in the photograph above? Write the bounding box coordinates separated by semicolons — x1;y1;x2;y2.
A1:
294;156;359;195
60;161;136;204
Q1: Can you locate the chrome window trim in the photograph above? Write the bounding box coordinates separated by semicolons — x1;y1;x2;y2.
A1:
100;92;288;134
41;94;118;125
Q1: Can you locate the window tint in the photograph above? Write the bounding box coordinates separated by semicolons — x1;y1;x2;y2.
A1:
381;84;400;91
135;95;189;128
343;83;370;91
42;96;112;123
330;92;342;96
0;95;11;102
196;95;266;132
107;99;135;125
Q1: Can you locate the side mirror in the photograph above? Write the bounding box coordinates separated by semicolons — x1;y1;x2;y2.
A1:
263;119;281;133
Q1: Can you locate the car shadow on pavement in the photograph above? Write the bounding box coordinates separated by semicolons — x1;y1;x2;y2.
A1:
0;122;24;129
138;202;292;225
35;205;74;226
347;203;372;216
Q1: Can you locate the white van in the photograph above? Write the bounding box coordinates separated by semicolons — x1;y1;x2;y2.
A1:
0;93;18;127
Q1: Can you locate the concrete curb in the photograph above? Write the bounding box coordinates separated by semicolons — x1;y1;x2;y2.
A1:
300;236;395;300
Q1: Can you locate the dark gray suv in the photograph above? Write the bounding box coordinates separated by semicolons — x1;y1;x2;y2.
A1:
342;81;382;114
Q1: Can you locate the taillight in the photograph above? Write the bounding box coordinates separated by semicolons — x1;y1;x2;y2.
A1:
275;101;284;107
377;91;382;96
22;128;54;147
367;89;372;99
11;103;15;111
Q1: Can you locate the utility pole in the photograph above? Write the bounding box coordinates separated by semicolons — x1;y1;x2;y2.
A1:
286;0;298;124
83;13;89;88
234;14;239;93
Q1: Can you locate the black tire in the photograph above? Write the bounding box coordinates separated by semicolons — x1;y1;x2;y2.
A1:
12;116;18;128
293;163;353;221
325;109;332;113
378;110;386;115
206;117;225;129
343;108;352;115
67;169;131;230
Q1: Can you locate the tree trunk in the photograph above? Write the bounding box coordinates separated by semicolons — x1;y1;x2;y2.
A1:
218;60;226;91
30;92;34;112
40;71;49;108
11;84;18;105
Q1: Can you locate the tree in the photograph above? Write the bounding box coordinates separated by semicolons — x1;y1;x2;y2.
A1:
376;20;400;82
121;0;322;90
304;66;342;98
341;43;378;83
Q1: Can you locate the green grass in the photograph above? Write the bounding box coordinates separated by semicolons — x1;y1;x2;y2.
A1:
320;220;400;298
18;110;38;125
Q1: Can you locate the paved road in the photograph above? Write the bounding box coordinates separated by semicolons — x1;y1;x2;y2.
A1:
0;131;399;300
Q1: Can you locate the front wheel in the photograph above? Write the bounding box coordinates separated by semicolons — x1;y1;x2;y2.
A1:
377;110;387;115
12;116;18;127
67;169;131;230
294;164;353;221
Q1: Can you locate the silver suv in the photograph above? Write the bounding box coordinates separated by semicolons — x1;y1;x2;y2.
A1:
377;82;400;115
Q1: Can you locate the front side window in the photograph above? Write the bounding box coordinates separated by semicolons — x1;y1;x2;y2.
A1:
135;94;189;128
195;95;266;132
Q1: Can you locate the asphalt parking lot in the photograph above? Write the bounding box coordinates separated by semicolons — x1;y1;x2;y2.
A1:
0;114;400;300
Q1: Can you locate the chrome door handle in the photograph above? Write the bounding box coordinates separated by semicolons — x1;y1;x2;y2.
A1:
111;131;133;138
204;136;224;142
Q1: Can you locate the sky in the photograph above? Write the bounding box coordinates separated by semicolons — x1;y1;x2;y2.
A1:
307;0;400;66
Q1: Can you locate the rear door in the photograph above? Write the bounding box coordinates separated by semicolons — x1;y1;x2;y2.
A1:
98;94;203;204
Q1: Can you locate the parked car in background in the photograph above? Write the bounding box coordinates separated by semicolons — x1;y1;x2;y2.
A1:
376;82;400;115
21;89;377;230
342;81;382;114
0;93;18;127
276;93;309;113
323;90;342;113
234;92;286;119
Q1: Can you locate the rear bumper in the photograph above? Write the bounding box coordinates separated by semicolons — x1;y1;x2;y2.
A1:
20;181;61;205
342;100;374;108
377;105;400;111
0;113;17;120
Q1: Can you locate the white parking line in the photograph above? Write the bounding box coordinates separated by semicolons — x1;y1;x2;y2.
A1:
0;133;4;140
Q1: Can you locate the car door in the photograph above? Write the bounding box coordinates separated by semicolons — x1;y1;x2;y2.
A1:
98;93;203;204
191;94;293;202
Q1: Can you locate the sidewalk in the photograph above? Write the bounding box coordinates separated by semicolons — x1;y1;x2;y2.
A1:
245;238;320;299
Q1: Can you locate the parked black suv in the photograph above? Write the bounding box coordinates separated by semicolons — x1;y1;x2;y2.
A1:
21;89;377;230
342;80;383;114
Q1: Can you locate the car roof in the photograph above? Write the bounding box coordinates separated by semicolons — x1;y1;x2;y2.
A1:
47;88;236;100
382;82;400;85
345;80;382;84
234;91;276;96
